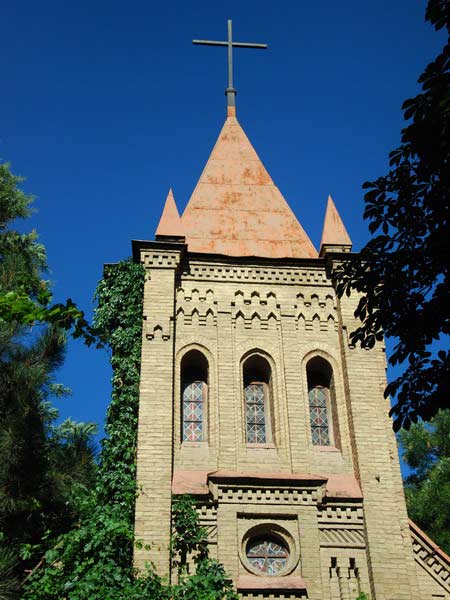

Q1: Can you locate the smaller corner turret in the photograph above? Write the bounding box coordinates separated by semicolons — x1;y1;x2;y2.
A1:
155;188;186;242
319;195;352;257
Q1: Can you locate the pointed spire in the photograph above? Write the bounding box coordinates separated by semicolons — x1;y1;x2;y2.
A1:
155;189;185;239
180;114;317;259
319;195;352;256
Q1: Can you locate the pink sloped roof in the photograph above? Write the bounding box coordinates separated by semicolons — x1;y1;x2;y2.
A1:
320;195;352;248
180;114;317;259
155;188;184;238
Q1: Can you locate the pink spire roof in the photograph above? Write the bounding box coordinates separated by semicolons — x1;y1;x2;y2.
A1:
320;195;352;251
155;188;184;238
179;112;317;259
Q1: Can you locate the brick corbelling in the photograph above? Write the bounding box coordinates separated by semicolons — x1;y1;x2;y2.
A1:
410;519;450;593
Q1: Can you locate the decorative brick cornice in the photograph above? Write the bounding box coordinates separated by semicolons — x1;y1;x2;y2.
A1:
239;593;307;599
215;485;321;506
132;239;185;268
181;261;329;286
318;503;364;527
142;251;182;269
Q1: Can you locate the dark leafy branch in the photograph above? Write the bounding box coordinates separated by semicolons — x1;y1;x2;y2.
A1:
333;0;450;430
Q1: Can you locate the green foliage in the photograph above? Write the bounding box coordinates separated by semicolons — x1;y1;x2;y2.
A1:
0;321;97;570
172;558;238;600
170;495;238;600
0;160;99;597
0;544;20;600
23;260;147;599
22;496;161;600
0;161;98;345
332;0;450;430
171;495;208;575
354;593;370;600
24;261;237;599
401;410;450;553
93;261;145;516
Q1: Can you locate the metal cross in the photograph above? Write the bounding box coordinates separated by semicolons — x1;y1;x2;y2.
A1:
193;20;267;109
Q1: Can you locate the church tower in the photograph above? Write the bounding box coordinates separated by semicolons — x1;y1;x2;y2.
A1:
132;22;450;600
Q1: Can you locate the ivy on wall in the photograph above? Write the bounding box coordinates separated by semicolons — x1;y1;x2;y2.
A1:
23;259;237;599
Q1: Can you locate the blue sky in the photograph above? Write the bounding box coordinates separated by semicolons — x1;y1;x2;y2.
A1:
1;1;445;454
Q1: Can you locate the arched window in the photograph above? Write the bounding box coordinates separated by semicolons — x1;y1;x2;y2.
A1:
306;356;338;447
243;354;273;444
181;350;208;442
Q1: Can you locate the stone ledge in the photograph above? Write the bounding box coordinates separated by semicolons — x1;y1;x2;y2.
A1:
172;469;363;501
237;575;307;591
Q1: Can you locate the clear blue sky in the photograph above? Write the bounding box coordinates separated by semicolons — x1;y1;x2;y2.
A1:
1;1;445;450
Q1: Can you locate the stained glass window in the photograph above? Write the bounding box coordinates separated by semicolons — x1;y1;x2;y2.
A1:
246;537;289;575
245;383;267;443
309;385;330;446
183;381;204;442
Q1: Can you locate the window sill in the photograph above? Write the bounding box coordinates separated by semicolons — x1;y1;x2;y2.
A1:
314;445;341;452
181;441;209;448
246;443;276;449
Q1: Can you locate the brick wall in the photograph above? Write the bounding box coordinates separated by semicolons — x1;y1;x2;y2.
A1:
133;247;439;598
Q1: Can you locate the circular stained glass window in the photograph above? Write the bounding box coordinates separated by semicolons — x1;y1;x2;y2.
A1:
246;536;289;575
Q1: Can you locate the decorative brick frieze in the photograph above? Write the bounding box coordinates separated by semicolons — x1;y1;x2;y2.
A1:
141;251;182;269
215;485;321;506
319;528;365;548
181;262;329;286
144;317;172;341
233;310;279;331
239;592;307;599
177;287;216;303
176;306;217;328
317;504;364;527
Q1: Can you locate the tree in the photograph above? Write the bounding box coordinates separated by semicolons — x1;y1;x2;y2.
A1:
0;161;98;596
0;162;98;344
333;0;450;430
400;410;450;553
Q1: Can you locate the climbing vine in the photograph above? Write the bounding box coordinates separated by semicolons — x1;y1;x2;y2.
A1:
23;259;237;599
93;260;145;516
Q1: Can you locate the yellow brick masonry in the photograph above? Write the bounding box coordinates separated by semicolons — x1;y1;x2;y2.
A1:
134;248;182;575
133;246;443;598
336;285;420;600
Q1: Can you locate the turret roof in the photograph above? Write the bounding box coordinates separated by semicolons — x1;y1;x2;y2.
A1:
155;188;184;238
320;195;352;249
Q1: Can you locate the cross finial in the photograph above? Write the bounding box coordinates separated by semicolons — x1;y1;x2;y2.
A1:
193;20;268;116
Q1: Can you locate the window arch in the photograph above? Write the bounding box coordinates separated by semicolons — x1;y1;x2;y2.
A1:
181;350;208;442
243;354;273;444
306;356;339;447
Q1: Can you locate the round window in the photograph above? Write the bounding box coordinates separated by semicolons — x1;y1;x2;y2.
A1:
246;536;289;575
